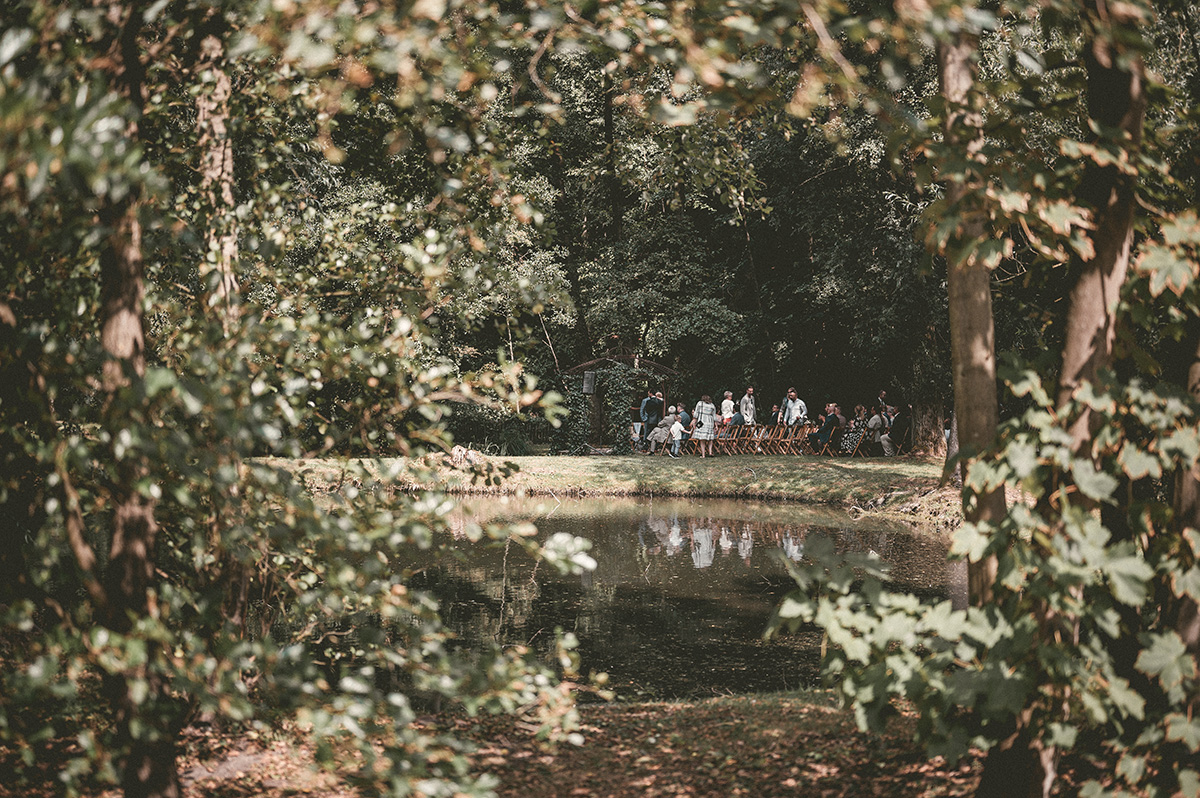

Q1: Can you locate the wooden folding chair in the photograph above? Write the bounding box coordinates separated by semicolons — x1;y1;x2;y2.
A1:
766;424;791;454
715;423;737;456
780;424;808;455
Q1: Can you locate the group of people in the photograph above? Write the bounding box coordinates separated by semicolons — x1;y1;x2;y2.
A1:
637;386;912;458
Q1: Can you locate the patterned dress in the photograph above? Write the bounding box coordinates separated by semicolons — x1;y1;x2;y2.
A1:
692;401;718;440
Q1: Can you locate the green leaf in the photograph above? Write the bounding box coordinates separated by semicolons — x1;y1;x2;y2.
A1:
1137;243;1195;297
1071;458;1119;501
1166;714;1200;752
1118;443;1161;480
1104;551;1154;605
1174;566;1200;602
1007;440;1039;479
1135;632;1195;691
1038;199;1084;235
1180;769;1200;798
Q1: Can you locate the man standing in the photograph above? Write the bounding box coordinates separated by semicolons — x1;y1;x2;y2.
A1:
784;388;807;426
639;389;660;448
739;386;757;425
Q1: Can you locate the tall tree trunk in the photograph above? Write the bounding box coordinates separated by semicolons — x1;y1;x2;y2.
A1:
980;8;1146;798
96;4;181;796
938;32;1004;608
1054;9;1146;432
1172;329;1200;710
195;30;240;331
602;72;623;244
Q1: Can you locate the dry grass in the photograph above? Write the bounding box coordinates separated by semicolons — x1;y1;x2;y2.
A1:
268;454;961;527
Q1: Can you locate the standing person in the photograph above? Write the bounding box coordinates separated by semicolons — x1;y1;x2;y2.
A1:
739;386;757;425
669;413;685;457
692;394;718;458
720;391;736;423
783;388;808;426
639;389;655;448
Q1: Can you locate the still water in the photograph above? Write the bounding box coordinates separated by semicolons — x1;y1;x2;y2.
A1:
413;496;963;700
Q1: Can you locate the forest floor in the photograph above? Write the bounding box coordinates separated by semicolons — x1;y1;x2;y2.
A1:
28;692;985;798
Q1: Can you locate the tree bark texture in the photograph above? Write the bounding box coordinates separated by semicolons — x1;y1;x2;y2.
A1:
195;31;240;329
1054;4;1146;448
938;34;1004;607
96;4;181;796
1173;330;1200;708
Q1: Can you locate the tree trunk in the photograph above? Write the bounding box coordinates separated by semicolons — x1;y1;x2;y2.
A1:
195;31;240;331
96;4;181;796
1054;12;1146;442
938;33;1004;607
980;8;1146;798
1172;329;1200;709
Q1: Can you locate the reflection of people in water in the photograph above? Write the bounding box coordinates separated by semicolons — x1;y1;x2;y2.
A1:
668;518;684;556
647;516;670;555
782;530;804;562
718;526;733;555
691;521;715;569
739;526;753;565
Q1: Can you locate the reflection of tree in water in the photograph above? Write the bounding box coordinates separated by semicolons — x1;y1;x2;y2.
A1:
414;501;958;698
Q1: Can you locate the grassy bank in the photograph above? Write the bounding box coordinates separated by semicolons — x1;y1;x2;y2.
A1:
275;453;962;528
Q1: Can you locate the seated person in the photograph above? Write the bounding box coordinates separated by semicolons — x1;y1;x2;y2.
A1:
766;404;783;425
646;408;678;454
810;409;839;452
882;405;912;456
729;410;746;426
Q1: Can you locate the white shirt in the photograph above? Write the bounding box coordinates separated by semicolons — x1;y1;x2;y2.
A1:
739;393;756;424
785;397;807;425
721;398;735;419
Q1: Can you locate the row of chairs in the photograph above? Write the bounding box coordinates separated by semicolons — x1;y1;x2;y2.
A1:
657;422;874;457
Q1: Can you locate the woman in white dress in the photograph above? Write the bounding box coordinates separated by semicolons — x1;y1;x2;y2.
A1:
692;394;718;458
720;391;735;422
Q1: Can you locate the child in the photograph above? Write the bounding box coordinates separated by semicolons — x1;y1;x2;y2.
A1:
669;414;685;457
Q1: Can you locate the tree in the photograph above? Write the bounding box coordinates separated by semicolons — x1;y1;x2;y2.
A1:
1;3;587;795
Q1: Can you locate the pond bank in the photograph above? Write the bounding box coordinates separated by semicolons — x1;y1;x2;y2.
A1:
273;454;963;530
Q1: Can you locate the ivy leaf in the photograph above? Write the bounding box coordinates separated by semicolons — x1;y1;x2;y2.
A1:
1118;443;1162;480
1137;243;1195;297
1071;458;1119;501
1007;440;1039;479
1174;566;1200;602
1007;369;1052;407
1166;713;1200;752
1179;769;1200;798
1135;631;1196;691
1038;199;1084;235
1162;210;1200;246
1104;551;1154;606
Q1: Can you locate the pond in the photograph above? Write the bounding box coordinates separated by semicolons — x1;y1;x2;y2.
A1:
411;496;965;700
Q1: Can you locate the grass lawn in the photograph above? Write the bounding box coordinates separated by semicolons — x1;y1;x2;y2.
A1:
275;453;961;528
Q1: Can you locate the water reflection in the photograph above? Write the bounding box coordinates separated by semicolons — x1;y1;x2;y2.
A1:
414;496;962;700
